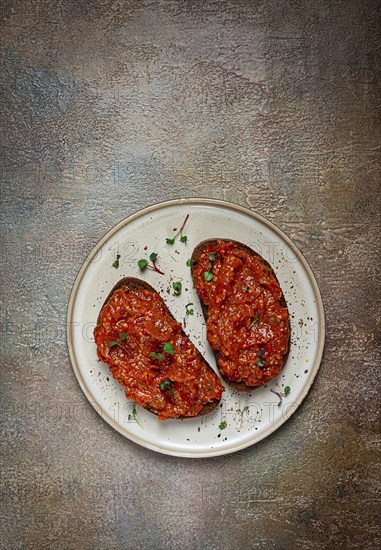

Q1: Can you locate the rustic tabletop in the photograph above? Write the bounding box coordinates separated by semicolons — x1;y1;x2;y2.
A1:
1;1;380;549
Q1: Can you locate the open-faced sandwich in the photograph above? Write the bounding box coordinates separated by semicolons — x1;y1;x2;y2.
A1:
191;239;290;392
94;277;224;420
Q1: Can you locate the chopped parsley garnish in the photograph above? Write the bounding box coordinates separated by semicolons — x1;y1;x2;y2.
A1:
263;265;272;273
256;357;265;368
172;281;182;295
112;254;121;268
218;421;227;430
138;253;164;275
166;214;189;245
186;258;191;267
204;271;213;282
163;342;175;355
119;333;127;340
284;386;291;395
185;302;194;315
257;349;265;356
208;252;217;261
159;379;172;391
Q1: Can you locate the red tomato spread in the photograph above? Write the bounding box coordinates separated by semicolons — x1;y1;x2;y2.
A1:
193;241;290;387
94;286;224;420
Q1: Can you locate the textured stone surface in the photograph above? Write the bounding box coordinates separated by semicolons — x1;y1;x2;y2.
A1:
1;1;380;548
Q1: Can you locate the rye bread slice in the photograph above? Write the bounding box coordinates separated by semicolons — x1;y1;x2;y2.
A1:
191;239;291;392
96;277;222;418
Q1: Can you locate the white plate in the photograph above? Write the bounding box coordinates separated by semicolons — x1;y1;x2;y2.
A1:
67;199;325;457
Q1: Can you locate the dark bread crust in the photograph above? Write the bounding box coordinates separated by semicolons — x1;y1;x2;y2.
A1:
97;277;221;417
191;239;291;392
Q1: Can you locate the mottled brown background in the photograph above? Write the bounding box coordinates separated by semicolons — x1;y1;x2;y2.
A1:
1;1;380;549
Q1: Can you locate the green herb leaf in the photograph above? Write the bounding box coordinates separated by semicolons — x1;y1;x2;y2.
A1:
112;254;121;268
185;302;194;315
186;258;191;267
159;379;172;391
108;341;119;347
166;390;174;395
172;281;182;295
257;349;265;356
284;386;291;395
128;406;137;421
138;259;148;269
119;332;127;340
256;357;265;367
208;252;217;261
166;215;189;245
250;315;260;327
127;405;142;427
263;265;272;273
137;255;164;275
204;271;213;282
218;421;227;430
149;352;163;360
163;342;175;355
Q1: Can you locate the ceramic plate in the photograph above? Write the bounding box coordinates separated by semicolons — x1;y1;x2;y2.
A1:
67;199;325;457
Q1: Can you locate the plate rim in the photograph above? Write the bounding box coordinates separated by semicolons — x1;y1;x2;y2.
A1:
67;198;325;458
